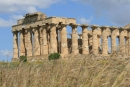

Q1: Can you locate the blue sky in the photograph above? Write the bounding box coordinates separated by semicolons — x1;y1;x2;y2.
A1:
0;0;130;61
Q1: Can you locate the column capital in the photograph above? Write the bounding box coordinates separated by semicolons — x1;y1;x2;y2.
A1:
90;25;99;29
119;27;128;30
42;24;47;28
110;26;118;32
127;28;130;31
80;24;89;28
49;23;58;26
38;26;42;31
12;31;18;33
32;27;37;33
43;23;51;30
19;29;24;33
118;27;127;32
109;26;118;29
24;29;28;34
61;24;68;27
100;26;109;29
69;23;79;28
57;24;68;29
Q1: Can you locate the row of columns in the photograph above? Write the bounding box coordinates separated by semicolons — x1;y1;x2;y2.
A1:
13;24;130;58
13;23;69;58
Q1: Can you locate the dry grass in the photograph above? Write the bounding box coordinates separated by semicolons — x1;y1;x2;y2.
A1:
0;56;130;87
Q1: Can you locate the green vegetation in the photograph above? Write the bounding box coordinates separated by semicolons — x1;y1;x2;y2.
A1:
19;55;27;62
48;53;60;61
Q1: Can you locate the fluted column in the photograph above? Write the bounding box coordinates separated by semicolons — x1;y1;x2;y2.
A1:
91;25;98;54
70;24;79;54
42;25;48;54
98;35;101;52
50;23;57;53
59;28;62;53
39;27;43;55
119;27;125;54
128;29;130;55
60;24;68;55
33;27;40;56
110;27;117;53
26;29;32;56
80;24;89;54
100;26;109;55
19;30;25;56
125;36;129;54
47;27;51;54
13;31;19;58
24;30;28;56
56;28;59;53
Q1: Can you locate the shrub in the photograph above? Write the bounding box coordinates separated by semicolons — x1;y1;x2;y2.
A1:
48;53;60;61
19;55;27;62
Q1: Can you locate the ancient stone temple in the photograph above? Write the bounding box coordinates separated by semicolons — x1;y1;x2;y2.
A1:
12;12;130;61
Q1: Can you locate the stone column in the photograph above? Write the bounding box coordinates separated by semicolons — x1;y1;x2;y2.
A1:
100;26;109;55
119;27;125;54
24;30;28;56
19;30;25;56
91;25;98;54
26;29;32;57
59;28;62;53
98;35;101;52
50;23;57;53
60;24;68;55
80;24;89;54
128;29;130;55
39;27;43;55
70;24;79;54
33;27;40;56
42;25;48;54
13;31;19;58
110;27;118;53
56;28;59;53
125;36;129;54
88;34;92;52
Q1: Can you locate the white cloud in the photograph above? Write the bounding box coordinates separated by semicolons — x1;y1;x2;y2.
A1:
79;16;93;24
0;18;16;27
0;15;24;27
0;50;12;57
27;6;37;13
0;0;61;13
11;15;23;20
72;0;130;26
0;0;62;27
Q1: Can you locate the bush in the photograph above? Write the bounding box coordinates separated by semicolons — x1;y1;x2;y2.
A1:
19;55;27;62
48;53;60;61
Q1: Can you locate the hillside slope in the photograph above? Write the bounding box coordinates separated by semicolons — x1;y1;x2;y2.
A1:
0;57;130;87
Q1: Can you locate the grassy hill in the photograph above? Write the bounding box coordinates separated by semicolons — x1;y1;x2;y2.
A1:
0;56;130;87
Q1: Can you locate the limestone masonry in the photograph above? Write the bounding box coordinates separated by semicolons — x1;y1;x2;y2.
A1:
12;12;130;61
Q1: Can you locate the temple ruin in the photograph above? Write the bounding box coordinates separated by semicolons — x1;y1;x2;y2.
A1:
12;12;130;61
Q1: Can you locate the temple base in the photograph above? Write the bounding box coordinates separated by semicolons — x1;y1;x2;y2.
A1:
12;55;49;62
12;53;130;62
27;54;49;62
12;58;19;62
